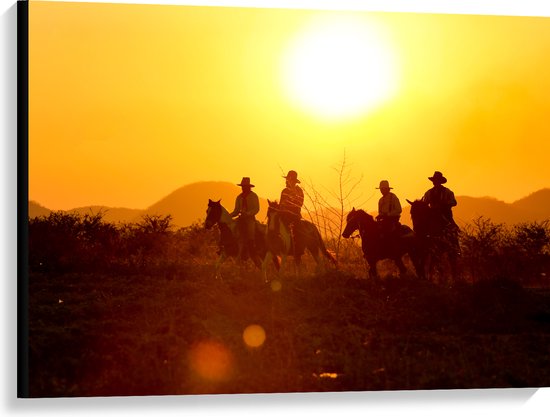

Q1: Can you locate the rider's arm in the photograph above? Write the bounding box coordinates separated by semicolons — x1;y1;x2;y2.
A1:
229;195;241;217
245;193;260;217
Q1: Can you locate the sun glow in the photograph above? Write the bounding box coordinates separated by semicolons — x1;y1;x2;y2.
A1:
282;16;399;121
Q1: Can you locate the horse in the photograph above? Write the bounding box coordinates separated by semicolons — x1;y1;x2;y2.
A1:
263;200;336;277
204;199;278;279
342;208;424;281
406;199;461;284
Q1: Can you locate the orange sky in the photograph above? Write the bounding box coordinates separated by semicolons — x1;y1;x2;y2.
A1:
29;1;550;213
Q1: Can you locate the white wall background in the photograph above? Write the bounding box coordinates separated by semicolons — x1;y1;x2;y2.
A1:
2;1;549;415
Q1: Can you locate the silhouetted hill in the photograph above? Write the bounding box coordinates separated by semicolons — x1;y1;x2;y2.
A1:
512;188;550;220
453;191;549;225
144;181;269;228
400;190;550;227
29;201;51;218
452;196;524;225
29;187;549;228
28;200;144;223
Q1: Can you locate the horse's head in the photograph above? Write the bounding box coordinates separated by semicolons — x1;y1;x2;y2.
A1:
266;199;280;233
407;199;433;235
342;208;375;238
342;208;359;238
205;199;222;229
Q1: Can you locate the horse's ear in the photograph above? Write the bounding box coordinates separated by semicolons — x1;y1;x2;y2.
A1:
208;199;212;203
217;199;221;203
406;199;413;205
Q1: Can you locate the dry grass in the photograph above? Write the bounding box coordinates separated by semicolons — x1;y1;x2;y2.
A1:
28;266;550;397
26;212;550;397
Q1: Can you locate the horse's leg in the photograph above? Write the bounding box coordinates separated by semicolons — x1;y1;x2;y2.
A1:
449;234;461;284
366;257;379;282
261;252;273;283
246;234;263;270
394;256;408;279
410;250;425;281
424;250;435;283
448;251;461;285
278;253;288;276
293;254;304;276
369;266;379;282
250;243;262;269
215;253;226;281
434;251;447;286
271;253;280;271
314;251;326;275
305;245;322;275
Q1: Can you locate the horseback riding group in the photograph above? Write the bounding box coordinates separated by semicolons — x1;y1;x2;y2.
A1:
205;170;335;280
342;171;461;283
205;168;460;283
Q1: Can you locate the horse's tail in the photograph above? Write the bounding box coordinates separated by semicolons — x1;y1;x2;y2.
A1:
311;223;337;265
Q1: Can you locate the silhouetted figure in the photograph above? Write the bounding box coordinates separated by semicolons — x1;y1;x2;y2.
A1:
422;170;460;261
343;208;422;281
229;177;262;267
375;180;402;243
422;171;457;227
279;170;304;229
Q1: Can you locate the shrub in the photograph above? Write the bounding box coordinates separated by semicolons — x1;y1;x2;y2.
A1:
28;211;118;273
460;217;550;283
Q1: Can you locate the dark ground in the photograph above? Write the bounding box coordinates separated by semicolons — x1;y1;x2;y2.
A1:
27;266;550;398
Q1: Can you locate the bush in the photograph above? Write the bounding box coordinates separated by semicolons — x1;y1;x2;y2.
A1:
29;211;118;273
27;211;550;285
28;212;219;275
460;217;550;283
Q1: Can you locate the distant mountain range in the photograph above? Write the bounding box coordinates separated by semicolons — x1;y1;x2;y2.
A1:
29;181;269;227
29;183;550;228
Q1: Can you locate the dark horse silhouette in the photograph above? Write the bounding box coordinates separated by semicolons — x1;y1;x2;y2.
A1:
406;199;461;284
205;199;278;279
263;200;336;277
342;208;424;281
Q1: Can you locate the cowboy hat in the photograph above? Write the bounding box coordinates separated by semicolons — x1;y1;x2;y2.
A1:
376;180;393;189
428;171;447;184
282;170;300;183
237;177;255;187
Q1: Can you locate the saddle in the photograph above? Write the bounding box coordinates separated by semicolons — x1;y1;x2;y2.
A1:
378;223;413;249
398;224;414;238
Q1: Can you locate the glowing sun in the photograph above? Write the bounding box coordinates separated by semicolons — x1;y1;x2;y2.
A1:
282;16;399;121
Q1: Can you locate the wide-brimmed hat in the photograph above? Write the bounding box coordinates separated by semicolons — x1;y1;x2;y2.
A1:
237;177;255;187
376;180;393;190
283;170;300;183
428;171;447;184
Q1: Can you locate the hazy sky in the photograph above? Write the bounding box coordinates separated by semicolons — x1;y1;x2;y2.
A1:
29;1;550;213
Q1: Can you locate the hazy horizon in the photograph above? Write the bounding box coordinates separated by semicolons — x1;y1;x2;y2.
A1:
29;180;549;212
29;3;550;213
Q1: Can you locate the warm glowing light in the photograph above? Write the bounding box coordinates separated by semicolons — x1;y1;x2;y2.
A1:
270;279;282;292
282;16;399;121
313;372;340;379
242;324;266;348
188;341;234;382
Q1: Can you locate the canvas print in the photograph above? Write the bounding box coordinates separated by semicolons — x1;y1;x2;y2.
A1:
20;0;550;397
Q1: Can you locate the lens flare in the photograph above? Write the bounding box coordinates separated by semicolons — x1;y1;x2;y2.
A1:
243;324;266;348
188;340;234;382
270;279;282;292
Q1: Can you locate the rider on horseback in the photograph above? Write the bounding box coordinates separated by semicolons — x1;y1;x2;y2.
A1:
229;177;262;267
422;171;460;255
375;180;402;246
422;171;457;227
278;170;304;247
